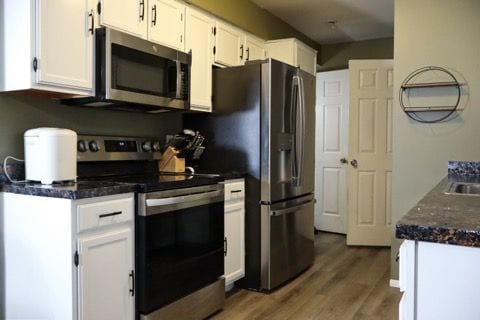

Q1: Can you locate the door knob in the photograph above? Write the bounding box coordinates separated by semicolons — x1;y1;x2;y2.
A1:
340;158;348;164
350;159;358;168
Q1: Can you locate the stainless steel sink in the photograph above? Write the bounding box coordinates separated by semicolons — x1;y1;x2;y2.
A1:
446;182;480;195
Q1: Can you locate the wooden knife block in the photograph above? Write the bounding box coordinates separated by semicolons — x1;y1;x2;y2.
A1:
158;146;185;173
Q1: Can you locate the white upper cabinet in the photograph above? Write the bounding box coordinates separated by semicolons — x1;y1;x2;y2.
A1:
0;0;95;94
244;35;266;63
148;0;185;51
266;38;317;75
99;0;148;38
185;7;214;112
37;0;95;91
214;21;244;67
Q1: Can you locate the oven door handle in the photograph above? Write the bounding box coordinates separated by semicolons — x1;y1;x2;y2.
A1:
146;189;223;207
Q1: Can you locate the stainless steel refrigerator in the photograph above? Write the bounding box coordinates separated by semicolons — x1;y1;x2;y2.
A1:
184;59;315;291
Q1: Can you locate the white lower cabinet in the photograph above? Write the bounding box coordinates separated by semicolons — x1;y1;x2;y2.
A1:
224;179;245;289
2;192;135;320
78;228;134;320
399;239;480;320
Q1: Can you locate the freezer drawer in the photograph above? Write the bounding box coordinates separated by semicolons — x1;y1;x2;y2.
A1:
261;194;314;290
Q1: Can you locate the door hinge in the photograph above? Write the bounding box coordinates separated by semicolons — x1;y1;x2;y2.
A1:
180;13;183;21
213;27;216;35
32;57;38;72
74;251;79;267
97;1;101;14
213;46;216;55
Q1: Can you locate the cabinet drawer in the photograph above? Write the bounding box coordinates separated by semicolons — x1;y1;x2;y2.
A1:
224;181;245;201
77;197;133;232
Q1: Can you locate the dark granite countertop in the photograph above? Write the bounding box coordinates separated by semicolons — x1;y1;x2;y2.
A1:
1;181;136;200
396;175;480;247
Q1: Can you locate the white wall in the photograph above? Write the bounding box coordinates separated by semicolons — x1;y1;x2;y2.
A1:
391;0;480;278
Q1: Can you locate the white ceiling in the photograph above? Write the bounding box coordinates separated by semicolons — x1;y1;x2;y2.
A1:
251;0;394;45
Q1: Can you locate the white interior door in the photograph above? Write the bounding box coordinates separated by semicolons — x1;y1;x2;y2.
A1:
347;59;394;246
314;70;349;234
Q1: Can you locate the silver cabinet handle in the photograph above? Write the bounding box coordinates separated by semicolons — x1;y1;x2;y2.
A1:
350;159;358;168
151;4;157;26
88;10;94;35
139;0;145;21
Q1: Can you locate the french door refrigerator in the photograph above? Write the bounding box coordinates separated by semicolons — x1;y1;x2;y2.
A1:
185;59;315;291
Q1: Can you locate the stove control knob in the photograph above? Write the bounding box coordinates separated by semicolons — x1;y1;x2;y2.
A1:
152;141;161;152
89;140;100;152
142;141;152;152
77;140;87;152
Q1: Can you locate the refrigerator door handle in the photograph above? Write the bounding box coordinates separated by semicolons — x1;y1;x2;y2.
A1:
291;76;300;185
297;75;306;186
270;199;314;217
291;74;305;187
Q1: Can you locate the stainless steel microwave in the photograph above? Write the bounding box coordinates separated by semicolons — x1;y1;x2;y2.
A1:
65;28;191;113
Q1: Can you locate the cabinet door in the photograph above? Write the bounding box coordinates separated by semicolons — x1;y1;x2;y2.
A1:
100;0;147;38
148;0;185;51
399;240;415;320
296;42;317;75
185;7;214;112
244;35;265;63
36;0;95;90
214;21;244;67
224;202;245;285
77;227;134;320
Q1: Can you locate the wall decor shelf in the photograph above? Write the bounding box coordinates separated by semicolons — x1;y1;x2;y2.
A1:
399;66;464;123
401;81;462;89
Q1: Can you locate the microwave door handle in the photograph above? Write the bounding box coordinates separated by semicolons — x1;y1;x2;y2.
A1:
175;60;182;99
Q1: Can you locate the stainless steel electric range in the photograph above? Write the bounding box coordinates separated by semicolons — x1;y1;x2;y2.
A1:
77;135;226;320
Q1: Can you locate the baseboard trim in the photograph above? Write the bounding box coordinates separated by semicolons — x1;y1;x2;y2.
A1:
389;279;400;288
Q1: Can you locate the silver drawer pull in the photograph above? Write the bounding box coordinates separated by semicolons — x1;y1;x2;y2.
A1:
99;211;122;218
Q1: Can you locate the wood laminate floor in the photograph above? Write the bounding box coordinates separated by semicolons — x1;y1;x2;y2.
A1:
211;232;401;320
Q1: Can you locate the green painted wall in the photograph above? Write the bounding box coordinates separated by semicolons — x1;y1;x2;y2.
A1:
0;94;182;160
319;37;394;71
185;0;321;54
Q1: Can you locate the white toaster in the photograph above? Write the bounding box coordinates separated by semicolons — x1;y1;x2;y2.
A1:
24;128;77;184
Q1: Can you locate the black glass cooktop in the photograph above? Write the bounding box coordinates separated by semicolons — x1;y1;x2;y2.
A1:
82;173;224;193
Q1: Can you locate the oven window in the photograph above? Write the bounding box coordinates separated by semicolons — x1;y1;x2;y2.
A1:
136;201;224;314
111;44;177;97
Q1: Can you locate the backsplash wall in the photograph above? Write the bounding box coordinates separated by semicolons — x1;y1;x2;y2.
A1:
0;94;183;160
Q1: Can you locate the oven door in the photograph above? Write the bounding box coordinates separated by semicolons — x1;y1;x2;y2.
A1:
136;185;224;315
97;27;190;110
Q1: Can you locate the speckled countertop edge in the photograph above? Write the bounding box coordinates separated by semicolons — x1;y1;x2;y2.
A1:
396;175;480;247
0;181;137;200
